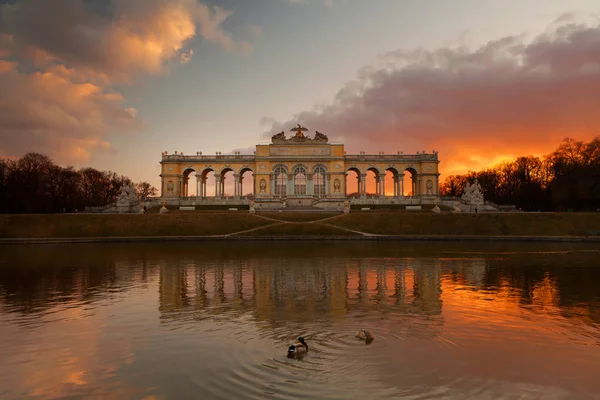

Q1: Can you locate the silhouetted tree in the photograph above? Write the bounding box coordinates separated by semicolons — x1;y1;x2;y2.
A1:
440;137;600;211
0;153;158;214
135;182;158;200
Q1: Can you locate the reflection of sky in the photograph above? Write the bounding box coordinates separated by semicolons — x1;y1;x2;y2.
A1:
0;244;599;398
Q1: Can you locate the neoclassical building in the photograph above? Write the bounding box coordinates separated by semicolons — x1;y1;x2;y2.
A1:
159;125;440;208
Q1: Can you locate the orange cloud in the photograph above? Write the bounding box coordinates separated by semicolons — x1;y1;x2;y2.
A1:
0;59;17;73
0;0;254;162
0;66;136;162
264;18;600;179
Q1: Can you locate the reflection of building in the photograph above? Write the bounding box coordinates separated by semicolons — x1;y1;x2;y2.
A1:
159;125;440;208
156;258;444;325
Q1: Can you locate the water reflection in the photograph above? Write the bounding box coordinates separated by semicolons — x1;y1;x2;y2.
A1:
0;242;599;399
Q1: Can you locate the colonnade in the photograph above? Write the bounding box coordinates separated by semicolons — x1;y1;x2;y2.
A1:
180;172;254;198
349;172;411;197
174;170;437;198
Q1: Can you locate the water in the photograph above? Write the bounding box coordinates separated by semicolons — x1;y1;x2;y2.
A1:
1;241;599;400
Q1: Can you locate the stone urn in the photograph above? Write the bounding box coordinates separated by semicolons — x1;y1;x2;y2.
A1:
159;201;169;214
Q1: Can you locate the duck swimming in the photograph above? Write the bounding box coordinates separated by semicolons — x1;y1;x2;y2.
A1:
356;330;374;343
287;337;308;358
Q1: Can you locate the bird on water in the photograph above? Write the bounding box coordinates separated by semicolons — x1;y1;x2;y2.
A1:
287;337;308;358
356;330;374;343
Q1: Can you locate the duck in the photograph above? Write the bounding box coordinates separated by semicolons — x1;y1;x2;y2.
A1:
287;337;308;357
356;330;374;343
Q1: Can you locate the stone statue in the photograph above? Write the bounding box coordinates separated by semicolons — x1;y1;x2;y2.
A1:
426;179;433;195
249;200;256;214
112;182;140;213
271;131;285;142
314;131;328;143
471;179;484;205
461;179;484;206
432;198;441;213
343;200;351;214
117;183;138;204
159;201;169;214
271;125;328;144
167;181;174;195
334;178;341;193
290;124;308;139
461;182;472;203
259;179;267;193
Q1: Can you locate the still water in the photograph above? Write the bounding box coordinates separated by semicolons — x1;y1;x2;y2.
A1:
1;242;600;399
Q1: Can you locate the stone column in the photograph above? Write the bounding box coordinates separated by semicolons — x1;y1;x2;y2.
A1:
435;175;439;195
399;174;405;197
233;174;239;197
360;174;367;198
214;174;221;197
160;178;164;197
196;176;201;198
178;176;184;197
307;173;314;196
379;174;386;197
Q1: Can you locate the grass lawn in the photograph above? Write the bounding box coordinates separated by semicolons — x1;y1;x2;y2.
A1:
236;222;359;236
0;213;272;238
326;212;600;236
1;211;599;239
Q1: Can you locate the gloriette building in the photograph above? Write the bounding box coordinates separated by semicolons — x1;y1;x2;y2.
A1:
159;125;440;209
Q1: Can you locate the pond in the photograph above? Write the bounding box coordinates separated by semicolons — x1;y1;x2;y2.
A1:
1;241;599;399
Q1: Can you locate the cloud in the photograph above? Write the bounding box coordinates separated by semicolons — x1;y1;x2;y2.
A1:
0;65;137;161
264;18;600;177
0;0;253;163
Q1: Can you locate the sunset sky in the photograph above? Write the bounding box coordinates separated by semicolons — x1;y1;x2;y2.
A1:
1;0;600;192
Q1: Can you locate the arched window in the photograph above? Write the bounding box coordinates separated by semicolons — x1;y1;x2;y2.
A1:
274;167;286;196
313;166;326;196
294;166;307;195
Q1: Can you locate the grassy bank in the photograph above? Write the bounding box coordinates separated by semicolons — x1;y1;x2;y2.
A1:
1;212;599;239
234;222;359;236
327;212;600;236
0;213;271;238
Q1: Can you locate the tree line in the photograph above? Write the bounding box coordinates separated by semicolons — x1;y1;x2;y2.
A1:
440;137;600;211
0;152;158;213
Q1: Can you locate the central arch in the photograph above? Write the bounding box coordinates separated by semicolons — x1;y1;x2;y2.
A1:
293;165;307;195
313;165;327;197
273;165;287;197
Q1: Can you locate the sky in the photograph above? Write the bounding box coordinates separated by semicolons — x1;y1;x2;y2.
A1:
1;0;600;192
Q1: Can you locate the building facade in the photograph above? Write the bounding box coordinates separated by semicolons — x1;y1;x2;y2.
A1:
159;125;440;208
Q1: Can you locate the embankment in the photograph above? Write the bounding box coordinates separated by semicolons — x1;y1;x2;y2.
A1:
1;212;599;243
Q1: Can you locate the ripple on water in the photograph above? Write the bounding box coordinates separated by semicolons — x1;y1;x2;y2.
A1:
187;322;415;399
